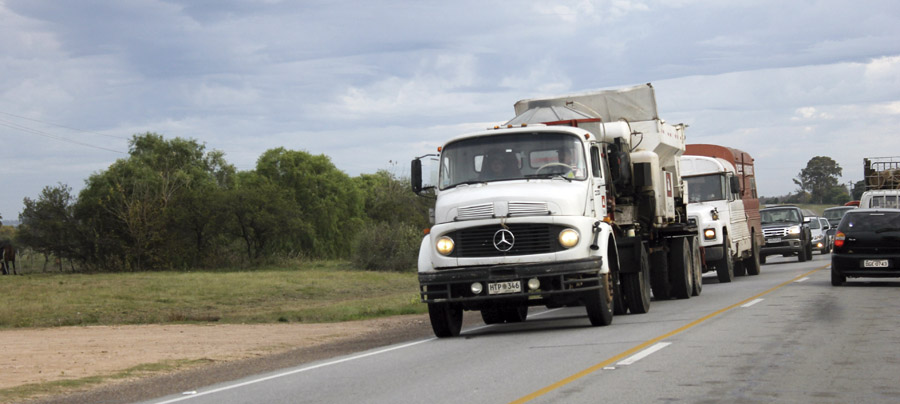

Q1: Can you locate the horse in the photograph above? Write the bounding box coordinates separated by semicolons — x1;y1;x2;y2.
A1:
1;243;16;275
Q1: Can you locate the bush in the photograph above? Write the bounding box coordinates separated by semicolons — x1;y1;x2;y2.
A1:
351;222;423;272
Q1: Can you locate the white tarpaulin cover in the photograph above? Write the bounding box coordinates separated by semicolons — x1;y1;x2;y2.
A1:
509;83;658;124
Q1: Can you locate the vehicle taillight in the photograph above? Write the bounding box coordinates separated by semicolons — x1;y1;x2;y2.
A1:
834;231;845;248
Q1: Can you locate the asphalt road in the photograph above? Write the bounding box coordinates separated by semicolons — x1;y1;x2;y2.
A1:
139;253;900;404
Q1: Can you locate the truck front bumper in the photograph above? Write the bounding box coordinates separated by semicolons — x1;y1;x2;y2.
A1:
419;257;603;304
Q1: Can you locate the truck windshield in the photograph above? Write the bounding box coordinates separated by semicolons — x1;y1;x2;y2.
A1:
685;174;725;203
761;208;800;224
438;132;587;189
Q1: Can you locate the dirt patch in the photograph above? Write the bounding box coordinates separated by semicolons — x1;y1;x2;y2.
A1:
1;315;432;394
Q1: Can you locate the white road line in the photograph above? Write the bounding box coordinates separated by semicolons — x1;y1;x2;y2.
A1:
616;342;671;366
741;298;764;308
153;338;434;404
795;277;810;282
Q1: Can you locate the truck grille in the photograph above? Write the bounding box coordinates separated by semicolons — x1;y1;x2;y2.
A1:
448;223;564;257
763;227;790;238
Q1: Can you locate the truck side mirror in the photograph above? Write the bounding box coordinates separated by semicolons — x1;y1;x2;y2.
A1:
730;175;741;194
411;159;423;193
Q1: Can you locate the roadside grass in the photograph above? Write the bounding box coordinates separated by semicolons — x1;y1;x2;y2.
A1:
0;260;426;328
0;358;214;404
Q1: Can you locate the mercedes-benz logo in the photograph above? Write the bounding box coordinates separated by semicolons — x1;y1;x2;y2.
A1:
493;229;515;252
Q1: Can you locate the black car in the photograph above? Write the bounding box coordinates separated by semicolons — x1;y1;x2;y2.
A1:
760;205;813;264
831;208;900;285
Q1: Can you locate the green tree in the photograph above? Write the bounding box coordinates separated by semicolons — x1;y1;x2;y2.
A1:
256;148;364;258
851;180;866;200
16;184;82;270
76;133;235;270
793;156;842;204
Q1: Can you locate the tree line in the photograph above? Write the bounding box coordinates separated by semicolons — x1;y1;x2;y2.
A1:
9;133;431;272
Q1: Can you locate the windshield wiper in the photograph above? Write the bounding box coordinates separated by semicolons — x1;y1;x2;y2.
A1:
446;180;487;189
524;173;572;182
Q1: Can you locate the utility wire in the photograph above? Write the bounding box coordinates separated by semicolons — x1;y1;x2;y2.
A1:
0;110;129;140
0;118;126;154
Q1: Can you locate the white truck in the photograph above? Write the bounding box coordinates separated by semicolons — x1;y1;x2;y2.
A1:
411;83;702;337
680;145;762;283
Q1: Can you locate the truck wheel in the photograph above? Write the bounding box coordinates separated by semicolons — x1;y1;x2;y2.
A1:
745;236;761;276
501;304;528;323
669;237;692;299
760;254;766;264
622;244;651;314
650;250;671;300
690;237;703;296
734;259;747;277
798;244;808;262
584;273;614;326
480;307;504;325
715;235;734;283
806;243;814;260
428;303;463;338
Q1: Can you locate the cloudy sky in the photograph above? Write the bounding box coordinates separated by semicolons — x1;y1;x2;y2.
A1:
2;0;899;219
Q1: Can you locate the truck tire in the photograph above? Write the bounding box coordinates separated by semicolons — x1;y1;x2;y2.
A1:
690;237;703;296
745;235;761;276
760;254;766;264
734;259;747;277
798;244;808;262
715;235;734;283
428;303;463;338
584;273;614;326
650;250;671;300
622;244;651;314
669;237;692;299
806;242;814;260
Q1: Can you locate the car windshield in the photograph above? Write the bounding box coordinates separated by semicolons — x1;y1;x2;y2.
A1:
761;208;800;224
809;218;820;229
685;174;725;203
839;211;900;233
438;132;587;189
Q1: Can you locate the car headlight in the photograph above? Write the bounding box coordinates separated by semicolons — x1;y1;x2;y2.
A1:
559;228;579;248
789;225;801;234
704;228;716;240
436;236;455;256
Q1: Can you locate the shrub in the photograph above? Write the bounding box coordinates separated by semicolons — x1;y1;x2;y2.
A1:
351;222;423;272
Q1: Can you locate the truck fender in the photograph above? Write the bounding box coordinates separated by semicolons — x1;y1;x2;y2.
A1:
417;234;433;273
591;222;615;275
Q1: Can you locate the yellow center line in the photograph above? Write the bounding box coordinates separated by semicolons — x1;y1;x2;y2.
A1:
509;265;828;404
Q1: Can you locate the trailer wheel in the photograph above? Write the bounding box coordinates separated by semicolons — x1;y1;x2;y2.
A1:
745;235;761;276
690;237;703;296
584;273;614;326
428;303;463;338
622;244;651;314
669;237;692;299
715;234;735;283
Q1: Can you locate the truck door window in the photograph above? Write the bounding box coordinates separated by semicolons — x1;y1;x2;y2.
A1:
590;146;602;178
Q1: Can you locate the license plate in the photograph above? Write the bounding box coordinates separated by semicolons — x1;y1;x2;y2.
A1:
864;259;889;268
488;281;522;295
767;237;781;244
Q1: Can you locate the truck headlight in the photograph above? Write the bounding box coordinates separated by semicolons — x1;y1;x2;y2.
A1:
559;229;579;248
436;236;455;256
704;228;716;240
789;225;801;235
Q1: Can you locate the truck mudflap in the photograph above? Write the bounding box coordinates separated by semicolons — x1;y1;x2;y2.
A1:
419;257;603;304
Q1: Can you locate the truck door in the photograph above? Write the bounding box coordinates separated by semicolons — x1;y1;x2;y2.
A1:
727;173;749;252
590;145;608;219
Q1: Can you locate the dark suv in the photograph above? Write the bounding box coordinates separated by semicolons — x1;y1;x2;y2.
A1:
760;205;813;263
